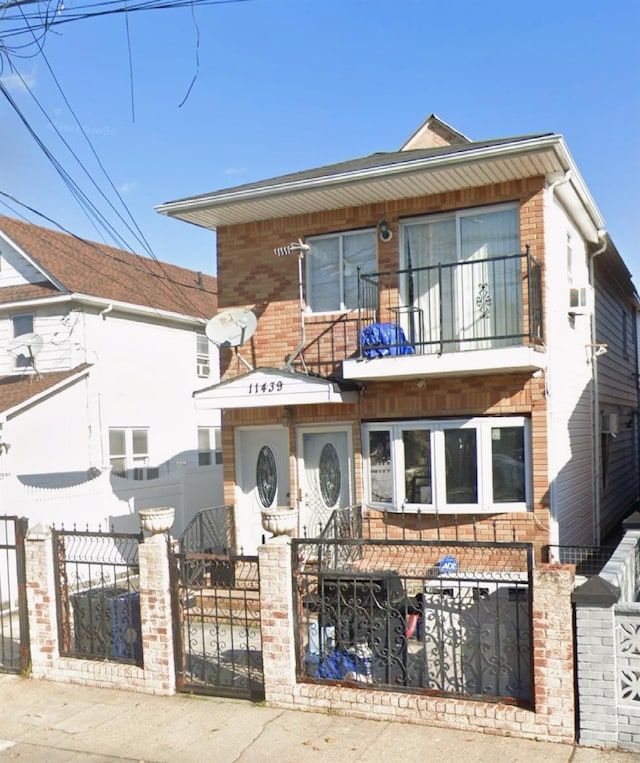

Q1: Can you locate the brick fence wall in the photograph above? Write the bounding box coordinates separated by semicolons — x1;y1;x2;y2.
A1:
25;523;175;695
258;536;576;744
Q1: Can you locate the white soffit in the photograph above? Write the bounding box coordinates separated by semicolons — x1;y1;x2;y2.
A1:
194;368;359;410
159;143;566;230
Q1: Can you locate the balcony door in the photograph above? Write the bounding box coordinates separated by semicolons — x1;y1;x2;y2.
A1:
401;205;521;353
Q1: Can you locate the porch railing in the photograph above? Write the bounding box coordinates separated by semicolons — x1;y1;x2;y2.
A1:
356;249;543;358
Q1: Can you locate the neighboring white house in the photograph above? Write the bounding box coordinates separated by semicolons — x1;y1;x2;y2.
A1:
0;214;223;534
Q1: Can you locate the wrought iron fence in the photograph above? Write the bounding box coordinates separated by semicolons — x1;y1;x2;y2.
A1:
0;516;29;673
53;527;143;666
293;537;533;705
543;544;617;576
356;249;543;357
171;551;263;699
180;506;235;554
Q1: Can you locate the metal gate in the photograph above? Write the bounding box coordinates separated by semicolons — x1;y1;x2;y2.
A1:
171;551;264;700
0;516;30;673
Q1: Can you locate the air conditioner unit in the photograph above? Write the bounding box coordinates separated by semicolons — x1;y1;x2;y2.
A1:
569;285;594;315
601;413;619;435
197;362;210;378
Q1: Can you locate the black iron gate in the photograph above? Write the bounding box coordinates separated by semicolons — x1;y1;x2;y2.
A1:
170;551;264;700
0;516;30;673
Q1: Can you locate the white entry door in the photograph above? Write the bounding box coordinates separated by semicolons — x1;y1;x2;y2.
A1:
236;427;291;554
299;428;352;536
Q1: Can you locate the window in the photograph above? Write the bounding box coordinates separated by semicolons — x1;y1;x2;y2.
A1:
109;428;154;480
198;426;222;465
363;417;529;513
11;314;34;369
306;229;377;312
197;333;210;378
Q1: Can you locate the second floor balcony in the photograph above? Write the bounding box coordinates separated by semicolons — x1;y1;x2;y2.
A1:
341;250;546;381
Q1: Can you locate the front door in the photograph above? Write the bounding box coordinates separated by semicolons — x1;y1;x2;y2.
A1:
236;427;291;554
299;428;352;536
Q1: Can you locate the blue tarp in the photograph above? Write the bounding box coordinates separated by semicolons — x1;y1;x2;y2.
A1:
360;323;414;358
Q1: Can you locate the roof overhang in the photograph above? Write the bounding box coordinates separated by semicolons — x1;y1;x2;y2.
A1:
2;365;92;422
193;368;360;410
156;135;604;243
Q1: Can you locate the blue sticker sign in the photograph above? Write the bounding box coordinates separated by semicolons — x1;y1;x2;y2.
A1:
438;555;458;575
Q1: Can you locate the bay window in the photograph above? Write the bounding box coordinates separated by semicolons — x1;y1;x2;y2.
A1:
364;417;529;513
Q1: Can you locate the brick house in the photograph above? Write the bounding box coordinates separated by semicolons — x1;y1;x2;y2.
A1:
158;114;639;557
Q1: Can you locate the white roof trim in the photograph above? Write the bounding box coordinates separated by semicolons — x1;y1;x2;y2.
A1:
193;368;359;410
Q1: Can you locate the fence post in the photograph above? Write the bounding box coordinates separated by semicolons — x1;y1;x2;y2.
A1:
138;507;176;694
531;564;576;741
24;523;59;676
137;525;176;695
258;536;296;703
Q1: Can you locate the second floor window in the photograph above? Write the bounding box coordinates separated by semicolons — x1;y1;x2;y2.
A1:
306;229;376;312
11;314;34;369
197;333;210;378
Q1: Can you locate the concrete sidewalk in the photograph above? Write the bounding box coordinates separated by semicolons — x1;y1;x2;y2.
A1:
0;675;637;763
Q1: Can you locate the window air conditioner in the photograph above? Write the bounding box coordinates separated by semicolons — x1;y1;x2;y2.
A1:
601;413;619;436
197;362;210;378
569;285;594;315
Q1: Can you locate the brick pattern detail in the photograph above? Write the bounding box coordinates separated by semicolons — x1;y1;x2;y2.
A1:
24;525;176;696
216;178;545;376
258;542;576;744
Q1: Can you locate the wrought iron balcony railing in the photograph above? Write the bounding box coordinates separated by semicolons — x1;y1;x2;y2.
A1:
355;249;543;359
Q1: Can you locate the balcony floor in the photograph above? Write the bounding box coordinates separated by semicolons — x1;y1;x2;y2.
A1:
342;345;547;381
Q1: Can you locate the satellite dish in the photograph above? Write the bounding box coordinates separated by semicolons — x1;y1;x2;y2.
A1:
205;308;257;348
7;332;44;358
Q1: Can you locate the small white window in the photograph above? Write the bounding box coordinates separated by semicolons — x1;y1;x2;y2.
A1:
198;426;222;465
109;427;155;479
11;314;34;369
197;333;210;378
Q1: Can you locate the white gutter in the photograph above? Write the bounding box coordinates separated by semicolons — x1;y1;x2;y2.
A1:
0;293;207;326
589;230;608;545
545;171;574;551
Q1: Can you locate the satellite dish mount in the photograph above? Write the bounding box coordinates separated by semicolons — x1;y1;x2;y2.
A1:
205;308;258;371
7;332;44;379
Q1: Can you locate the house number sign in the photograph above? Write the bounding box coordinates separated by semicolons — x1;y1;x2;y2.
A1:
248;380;284;395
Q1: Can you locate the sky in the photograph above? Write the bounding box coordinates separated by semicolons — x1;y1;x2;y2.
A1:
1;0;639;285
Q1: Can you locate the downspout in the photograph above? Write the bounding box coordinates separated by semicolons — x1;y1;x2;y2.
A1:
100;303;114;320
545;171;572;550
589;230;608;545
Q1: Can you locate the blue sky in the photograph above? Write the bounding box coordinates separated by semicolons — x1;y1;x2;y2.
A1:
1;0;639;282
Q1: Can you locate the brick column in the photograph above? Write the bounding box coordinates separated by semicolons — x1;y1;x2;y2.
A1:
258;536;296;704
137;531;176;695
24;523;59;677
531;565;575;740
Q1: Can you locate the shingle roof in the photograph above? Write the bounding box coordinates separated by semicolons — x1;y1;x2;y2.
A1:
161;134;553;206
0;364;92;416
0;215;217;319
